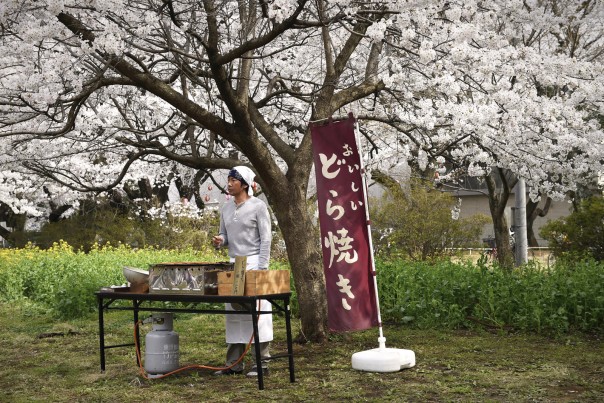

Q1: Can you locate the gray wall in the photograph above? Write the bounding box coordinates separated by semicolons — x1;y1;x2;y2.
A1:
455;193;572;246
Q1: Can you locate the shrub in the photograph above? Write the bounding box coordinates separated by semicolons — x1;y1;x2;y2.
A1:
0;242;223;318
376;258;604;333
36;204;220;252
1;245;602;334
540;196;604;261
35;199;289;260
370;178;490;260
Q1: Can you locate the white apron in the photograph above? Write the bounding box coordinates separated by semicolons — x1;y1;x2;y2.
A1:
225;255;273;344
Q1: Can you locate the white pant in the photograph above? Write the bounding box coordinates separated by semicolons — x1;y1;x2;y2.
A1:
225;255;273;344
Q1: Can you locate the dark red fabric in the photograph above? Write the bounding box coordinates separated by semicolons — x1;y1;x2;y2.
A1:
310;115;379;332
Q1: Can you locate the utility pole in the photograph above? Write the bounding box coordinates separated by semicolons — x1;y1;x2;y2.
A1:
514;178;528;266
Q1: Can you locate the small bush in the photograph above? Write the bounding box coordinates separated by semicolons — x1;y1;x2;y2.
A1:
1;245;602;334
34;201;220;252
376;258;604;334
371;178;490;260
0;241;224;318
540;196;604;261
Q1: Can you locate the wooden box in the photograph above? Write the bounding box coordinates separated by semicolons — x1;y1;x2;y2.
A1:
217;270;290;296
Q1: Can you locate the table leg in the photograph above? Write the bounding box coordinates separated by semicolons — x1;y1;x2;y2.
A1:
134;300;140;367
285;296;295;382
98;295;105;372
251;300;264;390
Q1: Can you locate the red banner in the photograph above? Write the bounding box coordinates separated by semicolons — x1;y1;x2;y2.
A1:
311;114;379;332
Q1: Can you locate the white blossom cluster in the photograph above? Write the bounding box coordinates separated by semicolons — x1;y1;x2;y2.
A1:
0;0;601;228
362;0;604;199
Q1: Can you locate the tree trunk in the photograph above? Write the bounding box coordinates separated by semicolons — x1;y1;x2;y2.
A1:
526;196;552;247
491;204;514;268
526;220;539;247
485;170;514;269
271;183;328;343
0;224;11;245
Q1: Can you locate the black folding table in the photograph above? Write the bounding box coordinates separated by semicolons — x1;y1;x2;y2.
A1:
96;290;295;390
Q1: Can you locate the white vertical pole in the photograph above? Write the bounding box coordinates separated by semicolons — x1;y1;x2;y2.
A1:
353;119;386;349
350;116;415;372
514;178;528;266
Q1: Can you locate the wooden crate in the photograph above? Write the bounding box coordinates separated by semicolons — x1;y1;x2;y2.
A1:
217;270;290;296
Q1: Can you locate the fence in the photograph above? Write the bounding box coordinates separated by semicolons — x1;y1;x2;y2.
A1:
448;247;554;266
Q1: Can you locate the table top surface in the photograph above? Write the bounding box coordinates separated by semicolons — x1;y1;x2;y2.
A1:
96;289;291;303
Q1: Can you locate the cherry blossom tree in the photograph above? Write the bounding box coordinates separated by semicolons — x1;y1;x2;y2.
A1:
360;0;604;266
1;0;603;340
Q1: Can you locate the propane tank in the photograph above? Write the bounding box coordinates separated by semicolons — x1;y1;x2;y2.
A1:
144;313;179;378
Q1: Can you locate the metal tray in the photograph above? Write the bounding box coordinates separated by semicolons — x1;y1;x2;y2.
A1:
148;261;233;295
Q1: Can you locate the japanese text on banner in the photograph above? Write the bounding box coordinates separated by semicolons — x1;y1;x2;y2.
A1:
311;115;378;332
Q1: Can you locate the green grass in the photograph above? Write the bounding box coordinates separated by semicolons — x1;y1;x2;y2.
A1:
1;245;603;400
1;302;603;402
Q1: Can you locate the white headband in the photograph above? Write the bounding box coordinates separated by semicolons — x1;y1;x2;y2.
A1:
232;166;255;196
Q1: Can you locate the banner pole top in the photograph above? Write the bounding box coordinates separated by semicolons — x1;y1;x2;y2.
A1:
308;112;356;127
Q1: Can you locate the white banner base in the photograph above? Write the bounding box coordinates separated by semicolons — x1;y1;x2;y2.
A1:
352;346;416;372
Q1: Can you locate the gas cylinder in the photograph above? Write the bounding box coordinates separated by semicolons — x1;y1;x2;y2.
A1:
144;313;179;378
